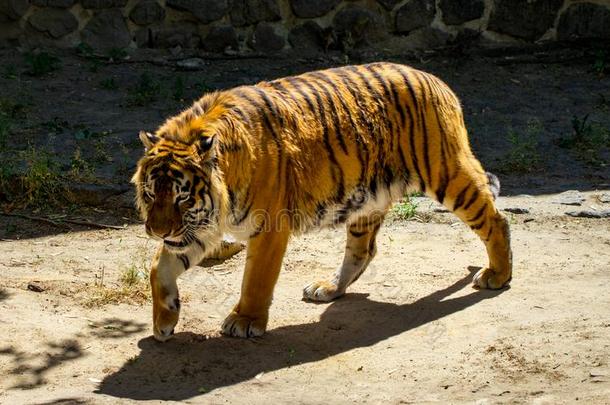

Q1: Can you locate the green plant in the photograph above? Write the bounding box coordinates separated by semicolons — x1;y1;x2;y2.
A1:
497;119;543;174
93;139;112;163
41;117;69;134
19;145;62;205
390;196;418;220
2;64;17;79
557;114;610;167
593;49;607;76
100;77;118;90
69;147;95;182
107;47;128;61
76;42;94;58
128;73;161;106
120;264;148;287
0;98;27;119
24;52;60;76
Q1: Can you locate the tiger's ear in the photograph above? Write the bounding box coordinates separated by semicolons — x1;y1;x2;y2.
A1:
139;131;159;151
192;134;216;156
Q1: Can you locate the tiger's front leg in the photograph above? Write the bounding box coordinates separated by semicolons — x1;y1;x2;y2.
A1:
221;226;290;338
150;246;189;342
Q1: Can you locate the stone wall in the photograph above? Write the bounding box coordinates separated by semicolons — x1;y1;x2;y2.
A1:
1;0;609;53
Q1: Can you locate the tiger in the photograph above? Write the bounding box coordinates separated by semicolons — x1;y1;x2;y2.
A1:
132;62;512;342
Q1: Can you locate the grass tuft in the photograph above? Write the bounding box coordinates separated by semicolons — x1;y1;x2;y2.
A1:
496;119;543;174
390;195;418;220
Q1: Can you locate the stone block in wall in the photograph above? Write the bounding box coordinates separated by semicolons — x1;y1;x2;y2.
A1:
333;5;386;48
31;0;76;7
290;0;340;18
152;22;200;48
28;8;78;38
250;22;284;52
166;0;228;24
134;27;152;47
488;0;563;41
377;0;401;11
289;21;325;52
82;10;131;49
396;0;435;34
0;0;29;20
82;0;128;9
129;0;165;26
408;26;451;48
203;25;238;52
557;3;610;40
230;0;280;27
439;0;484;25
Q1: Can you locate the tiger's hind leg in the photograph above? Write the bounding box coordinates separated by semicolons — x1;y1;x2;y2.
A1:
303;213;385;302
443;166;512;289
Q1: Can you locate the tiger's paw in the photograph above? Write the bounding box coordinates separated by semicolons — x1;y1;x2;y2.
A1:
153;298;181;342
472;267;511;290
221;311;267;338
303;280;343;302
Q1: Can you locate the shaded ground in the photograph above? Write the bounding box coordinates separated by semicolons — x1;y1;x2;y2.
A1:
0;46;609;403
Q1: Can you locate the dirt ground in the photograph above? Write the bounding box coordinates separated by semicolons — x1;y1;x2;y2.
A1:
1;45;610;404
1;192;610;404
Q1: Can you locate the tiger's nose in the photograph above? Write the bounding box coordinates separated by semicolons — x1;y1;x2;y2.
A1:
145;224;171;239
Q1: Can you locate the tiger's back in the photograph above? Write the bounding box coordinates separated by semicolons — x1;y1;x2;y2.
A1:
212;63;491;234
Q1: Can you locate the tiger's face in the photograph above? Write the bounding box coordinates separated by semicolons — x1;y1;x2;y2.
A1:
132;131;221;254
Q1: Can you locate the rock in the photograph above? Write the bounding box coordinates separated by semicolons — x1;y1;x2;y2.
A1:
203;24;238;52
551;190;586;206
503;207;530;214
377;0;401;11
288;21;324;53
176;57;205;70
152;22;200;48
134;27;152;47
166;0;229;24
290;0;340;18
488;0;563;41
129;0;165;26
28;9;78;38
557;3;610;40
105;188;136;209
82;10;131;50
250;23;284;52
598;193;610;203
439;0;484;25
333;5;386;48
27;282;45;292
396;0;436;34
81;0;127;8
230;0;281;27
407;26;451;49
31;0;76;7
565;210;610;219
65;183;130;206
0;0;29;20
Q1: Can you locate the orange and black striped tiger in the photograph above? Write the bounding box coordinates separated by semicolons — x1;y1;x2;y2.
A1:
132;62;512;342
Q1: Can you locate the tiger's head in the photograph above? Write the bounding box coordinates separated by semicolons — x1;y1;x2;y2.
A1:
131;122;228;255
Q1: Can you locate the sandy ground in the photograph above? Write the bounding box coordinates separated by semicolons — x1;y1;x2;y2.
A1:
1;192;609;404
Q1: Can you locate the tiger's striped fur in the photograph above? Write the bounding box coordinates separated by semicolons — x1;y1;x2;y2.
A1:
132;62;512;342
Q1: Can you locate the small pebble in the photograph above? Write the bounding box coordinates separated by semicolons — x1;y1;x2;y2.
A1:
503;207;530;214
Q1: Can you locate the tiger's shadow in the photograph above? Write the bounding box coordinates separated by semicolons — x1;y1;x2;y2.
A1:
96;267;507;401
